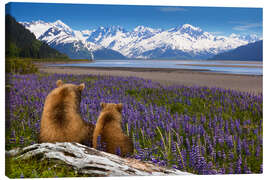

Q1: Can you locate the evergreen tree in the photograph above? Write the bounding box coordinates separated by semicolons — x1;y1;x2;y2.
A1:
5;15;68;59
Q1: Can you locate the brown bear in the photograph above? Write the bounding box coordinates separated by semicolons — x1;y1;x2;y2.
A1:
39;80;95;146
93;103;134;157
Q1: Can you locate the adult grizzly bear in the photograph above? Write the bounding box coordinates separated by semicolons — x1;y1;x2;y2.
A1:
39;80;94;146
93;103;133;157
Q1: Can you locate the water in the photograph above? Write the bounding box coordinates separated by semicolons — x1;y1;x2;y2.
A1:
53;60;262;75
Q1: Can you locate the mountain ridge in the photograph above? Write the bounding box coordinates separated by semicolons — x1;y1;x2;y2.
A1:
21;20;262;60
209;40;262;61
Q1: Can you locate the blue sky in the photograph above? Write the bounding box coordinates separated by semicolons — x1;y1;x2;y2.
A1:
6;2;262;37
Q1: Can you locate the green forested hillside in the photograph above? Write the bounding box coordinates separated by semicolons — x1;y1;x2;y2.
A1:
5;15;68;59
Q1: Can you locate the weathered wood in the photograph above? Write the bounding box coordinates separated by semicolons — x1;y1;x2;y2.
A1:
6;142;191;176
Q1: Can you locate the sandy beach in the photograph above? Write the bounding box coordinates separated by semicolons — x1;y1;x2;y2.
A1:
38;64;262;94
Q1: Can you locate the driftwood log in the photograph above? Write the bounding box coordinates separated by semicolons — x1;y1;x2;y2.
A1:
6;142;191;177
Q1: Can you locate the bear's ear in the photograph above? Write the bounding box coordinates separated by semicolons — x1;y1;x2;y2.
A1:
116;103;123;112
78;83;85;91
100;102;106;109
56;80;63;87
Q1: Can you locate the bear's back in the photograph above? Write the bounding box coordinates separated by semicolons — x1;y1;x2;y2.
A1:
39;80;92;144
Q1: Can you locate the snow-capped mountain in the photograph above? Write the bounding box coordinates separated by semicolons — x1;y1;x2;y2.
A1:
22;20;98;51
21;20;126;59
21;20;261;59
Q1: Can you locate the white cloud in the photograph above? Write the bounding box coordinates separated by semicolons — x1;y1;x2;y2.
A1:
230;22;262;31
158;7;187;12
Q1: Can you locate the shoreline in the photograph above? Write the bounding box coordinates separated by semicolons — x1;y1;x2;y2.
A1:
46;65;212;73
176;64;262;68
38;64;262;94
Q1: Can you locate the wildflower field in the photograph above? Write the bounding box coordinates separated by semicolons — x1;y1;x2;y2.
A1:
6;73;263;175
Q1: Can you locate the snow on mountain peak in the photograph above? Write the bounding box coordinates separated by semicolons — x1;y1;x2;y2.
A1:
20;20;52;38
31;20;46;25
107;25;126;34
134;25;148;31
81;30;93;35
53;20;72;32
131;26;163;40
54;20;65;25
92;25;125;36
180;24;203;33
20;19;262;59
181;24;199;30
229;33;239;38
229;33;261;42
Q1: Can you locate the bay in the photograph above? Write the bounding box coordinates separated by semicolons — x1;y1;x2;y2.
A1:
52;60;262;75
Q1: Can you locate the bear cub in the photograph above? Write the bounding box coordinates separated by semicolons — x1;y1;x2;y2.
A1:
93;103;133;157
39;80;94;146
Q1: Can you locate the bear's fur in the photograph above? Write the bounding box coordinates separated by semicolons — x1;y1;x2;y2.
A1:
39;80;95;146
93;103;134;157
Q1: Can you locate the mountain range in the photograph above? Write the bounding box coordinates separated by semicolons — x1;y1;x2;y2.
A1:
21;20;262;60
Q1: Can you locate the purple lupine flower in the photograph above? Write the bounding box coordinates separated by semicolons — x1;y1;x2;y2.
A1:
226;135;234;148
20;173;24;178
235;154;242;174
237;138;242;154
227;163;234;174
11;130;16;138
6;73;262;175
218;168;226;174
19;136;24;145
217;150;222;158
229;152;234;161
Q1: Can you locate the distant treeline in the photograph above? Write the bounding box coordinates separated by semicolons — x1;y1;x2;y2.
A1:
5;15;68;59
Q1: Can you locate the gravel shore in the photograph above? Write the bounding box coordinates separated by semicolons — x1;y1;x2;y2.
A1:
38;64;262;94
